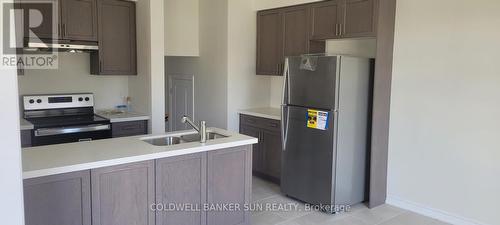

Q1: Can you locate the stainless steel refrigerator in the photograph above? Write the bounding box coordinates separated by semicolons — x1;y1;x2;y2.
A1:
280;54;372;208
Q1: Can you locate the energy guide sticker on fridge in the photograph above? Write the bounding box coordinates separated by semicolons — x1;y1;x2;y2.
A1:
307;109;329;130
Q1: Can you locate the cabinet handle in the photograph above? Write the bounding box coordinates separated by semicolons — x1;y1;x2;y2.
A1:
335;24;339;36
99;61;103;71
62;24;66;37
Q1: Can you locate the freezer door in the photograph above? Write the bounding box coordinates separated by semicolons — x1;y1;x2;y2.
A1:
287;56;338;110
281;105;336;205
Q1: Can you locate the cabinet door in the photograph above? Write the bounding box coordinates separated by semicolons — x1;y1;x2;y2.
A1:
262;130;282;181
21;0;59;40
60;0;97;41
239;124;263;173
21;130;32;147
342;0;377;38
207;146;252;225
92;0;136;75
91;161;155;225
256;9;283;76
23;171;91;225
282;5;310;59
310;0;342;40
156;153;207;225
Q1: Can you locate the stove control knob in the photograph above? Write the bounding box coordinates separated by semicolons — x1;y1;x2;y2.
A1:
85;97;90;101
29;99;35;104
36;99;42;104
78;97;84;102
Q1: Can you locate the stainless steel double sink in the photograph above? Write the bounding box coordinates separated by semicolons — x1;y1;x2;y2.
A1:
143;131;228;146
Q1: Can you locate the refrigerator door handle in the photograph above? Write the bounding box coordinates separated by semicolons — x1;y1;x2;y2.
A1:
281;58;290;151
281;58;290;106
281;105;289;151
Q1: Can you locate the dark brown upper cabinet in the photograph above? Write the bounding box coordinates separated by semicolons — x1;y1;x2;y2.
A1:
256;0;378;75
310;0;342;40
20;0;97;42
256;6;313;76
282;5;311;60
310;0;377;40
20;0;59;40
342;0;378;38
91;0;137;75
60;0;98;42
256;9;283;76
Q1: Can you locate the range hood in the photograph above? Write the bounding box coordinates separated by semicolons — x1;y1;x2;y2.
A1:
25;39;98;52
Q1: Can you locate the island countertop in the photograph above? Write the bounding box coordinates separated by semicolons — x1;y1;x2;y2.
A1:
22;128;257;179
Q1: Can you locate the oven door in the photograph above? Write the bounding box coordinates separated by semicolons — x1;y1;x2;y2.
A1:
32;124;112;146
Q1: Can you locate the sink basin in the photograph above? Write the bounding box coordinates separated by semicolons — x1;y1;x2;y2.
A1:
142;131;229;146
143;136;182;146
180;132;228;142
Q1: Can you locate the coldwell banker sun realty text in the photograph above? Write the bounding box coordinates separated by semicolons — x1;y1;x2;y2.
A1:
1;1;58;70
150;203;352;214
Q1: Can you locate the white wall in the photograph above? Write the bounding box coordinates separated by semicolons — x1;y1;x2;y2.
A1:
0;1;25;224
164;0;199;56
18;53;129;109
196;0;228;128
388;1;500;224
326;39;377;58
0;70;25;225
227;0;271;131
254;0;321;10
129;0;165;134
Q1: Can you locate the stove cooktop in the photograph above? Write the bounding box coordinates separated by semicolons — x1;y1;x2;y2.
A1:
26;114;110;129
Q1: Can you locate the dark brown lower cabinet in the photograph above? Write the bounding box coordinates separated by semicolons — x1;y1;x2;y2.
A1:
239;125;263;173
207;146;252;225
156;153;207;225
91;161;155;225
111;120;148;138
23;171;91;225
21;130;32;147
240;115;282;183
261;130;282;180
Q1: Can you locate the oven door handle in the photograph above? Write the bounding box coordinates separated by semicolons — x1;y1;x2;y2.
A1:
35;124;111;137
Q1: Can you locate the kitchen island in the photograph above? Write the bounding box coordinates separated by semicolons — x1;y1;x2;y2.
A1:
22;128;257;225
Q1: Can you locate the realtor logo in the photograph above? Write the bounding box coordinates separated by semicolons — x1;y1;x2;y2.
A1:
1;1;58;70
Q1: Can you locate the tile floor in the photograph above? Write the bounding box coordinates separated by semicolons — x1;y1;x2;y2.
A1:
251;177;449;225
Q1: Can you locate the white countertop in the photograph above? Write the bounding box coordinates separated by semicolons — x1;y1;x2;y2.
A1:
239;107;281;121
20;118;34;130
22;128;257;179
96;110;150;123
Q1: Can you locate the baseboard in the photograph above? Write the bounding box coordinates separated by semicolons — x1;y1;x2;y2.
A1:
386;195;487;225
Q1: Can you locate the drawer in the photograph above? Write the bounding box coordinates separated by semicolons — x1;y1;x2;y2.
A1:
240;114;280;132
112;120;148;138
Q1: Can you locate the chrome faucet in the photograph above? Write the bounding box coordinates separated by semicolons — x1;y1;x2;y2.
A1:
181;116;207;143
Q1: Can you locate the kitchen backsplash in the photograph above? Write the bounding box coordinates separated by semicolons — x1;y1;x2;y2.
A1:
18;53;129;109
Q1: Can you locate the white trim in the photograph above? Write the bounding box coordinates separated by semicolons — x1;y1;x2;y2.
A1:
386;195;487;225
